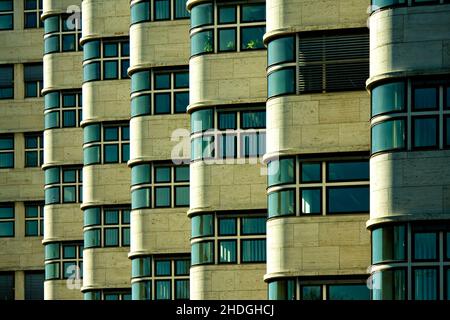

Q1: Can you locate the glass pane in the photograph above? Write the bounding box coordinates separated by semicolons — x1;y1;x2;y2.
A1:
156;260;171;276
302;286;322;300
104;61;118;79
241;239;266;263
268;280;296;300
84;207;101;226
372;225;406;264
24;135;37;149
191;3;213;27
63;169;76;182
122;144;130;162
83;41;100;60
219;134;236;159
131;164;151;185
154;0;170;20
63;245;76;258
219;6;236;24
242;217;266;235
191;241;213;265
24;12;37;28
413;117;437;148
155;167;171;182
131;94;151;117
268;158;295;187
219;240;237;263
414;232;437;260
132;257;151;278
301;188;321;214
268;190;295;218
84;124;101;143
131;71;150;92
191;214;213;238
155;73;171;89
219;29;236;52
104;294;119;301
372;269;406;300
191;109;213;133
24;272;44;300
175;186;189;206
175;72;189;88
63;110;76;127
104;43;118;57
131;188;151;209
371;82;405;116
241;27;265;50
84;146;100;165
174;0;189;19
45;243;60;260
414;87;438;110
63;186;76;203
121;60;130;79
191;30;213;56
301;163;321;183
446;87;450;109
104;228;119;246
25;205;38;218
132;281;151;300
45;262;59;280
372;0;407;10
328;284;370;300
62;34;76;52
131;2;150;24
25;82;38;97
175;92;189;113
154;93;171;114
219;218;236;235
25;220;38;236
121;42;130;56
84;62;100;82
104;144;119;163
104;210;119;225
0;14;13;30
268;68;296;97
218;112;236;130
328;186;369;213
327;161;369;182
0;221;14;237
0;1;13;11
62;93;76;107
63;262;77;279
45;187;60;204
446;117;450;147
122;228;130;246
155;280;171;300
241;4;266;22
242;110;266;129
371;119;406;154
155;187;171;207
175;166;189;182
175;280;190;300
0;205;13;219
122;210;130;224
25;151;38;167
414;269;437;300
268;36;295;66
175;260;190;276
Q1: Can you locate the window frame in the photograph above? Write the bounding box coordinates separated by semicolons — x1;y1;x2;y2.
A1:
0;0;14;31
24;132;44;168
24;202;44;237
44;166;83;204
0;203;15;238
0;134;14;169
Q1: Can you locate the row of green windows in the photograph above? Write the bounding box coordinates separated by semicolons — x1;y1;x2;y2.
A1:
44;15;82;54
84;290;131;300
0;0;43;30
190;3;265;56
131;70;189;116
84;207;130;248
132;257;190;278
132;279;189;300
84;124;130;165
267;31;369;97
44;166;83;204
0;203;44;238
83;40;130;82
44;91;82;129
132;163;189;185
0;63;43;99
132;184;189;209
268;279;369;300
371;81;450;117
371;0;450;13
44;242;83;280
191;214;266;265
131;0;190;24
0;271;45;301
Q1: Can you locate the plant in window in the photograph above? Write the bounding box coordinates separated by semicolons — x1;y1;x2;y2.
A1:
246;39;262;49
204;35;213;52
226;41;235;50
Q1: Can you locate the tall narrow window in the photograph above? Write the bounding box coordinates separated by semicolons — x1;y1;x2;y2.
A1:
0;65;13;99
24;0;43;29
24;63;43;98
24;133;43;167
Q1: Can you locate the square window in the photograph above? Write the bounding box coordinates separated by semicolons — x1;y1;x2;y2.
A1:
175;186;189;207
219;240;237;263
413;87;438;110
103;61;118;80
175;279;189;300
219;218;236;235
104;43;118;57
25;151;38;167
328;186;369;214
218;112;236;130
63;169;76;183
241;27;265;50
155;93;171;114
219;28;236;52
241;239;266;263
155;74;171;89
301;163;321;183
25;82;38;98
155;167;171;183
25;0;37;10
104;210;119;225
175;166;189;182
63;245;76;258
301;188;321;215
219;134;236;159
0;221;14;237
62;34;76;52
0;14;13;30
0;153;14;168
63;262;77;279
24;12;37;28
175;260;190;276
414;232;437;261
413;117;438;149
414;268;438;300
104;228;119;246
241;4;266;22
63;186;76;203
155;260;171;276
63;94;76;107
174;92;189;113
155;187;171;207
104;127;119;141
25;205;38;218
104;144;119;163
25;135;38;149
218;6;236;24
174;72;189;88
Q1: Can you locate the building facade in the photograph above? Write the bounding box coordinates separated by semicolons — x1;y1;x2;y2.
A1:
0;0;449;301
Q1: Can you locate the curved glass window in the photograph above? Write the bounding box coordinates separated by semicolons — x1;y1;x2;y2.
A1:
191;241;214;265
84;124;101;144
44;92;59;110
131;71;151;93
132;257;152;278
268;279;296;300
132;281;152;300
372;225;406;264
371;82;405;117
44;35;59;54
45;243;60;260
131;2;150;24
83;146;100;165
268;158;295;187
191;30;214;56
132;188;151;209
83;41;100;61
132;164;151;185
371;0;407;11
268;68;296;98
191;214;213;238
45;167;60;185
191;109;213;133
191;3;213;28
131;95;151;117
191;136;214;161
371;119;406;154
84;229;101;248
84;207;101;226
44;16;59;34
371;269;406;300
83;62;100;82
268;36;295;67
268;190;295;218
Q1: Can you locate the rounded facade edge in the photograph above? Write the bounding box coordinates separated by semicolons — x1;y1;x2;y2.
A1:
42;161;82;170
128;63;189;77
186;0;211;11
366;215;450;230
366;68;450;90
187;98;267;114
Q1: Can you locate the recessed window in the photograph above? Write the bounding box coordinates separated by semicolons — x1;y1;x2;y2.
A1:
301;188;321;215
0;134;14;169
25;202;44;237
24;63;43;98
413;117;438;149
413;232;438;261
0;0;13;31
0;64;13;99
371;119;406;154
44;14;82;54
24;0;43;29
0;204;14;237
0;272;14;300
268;36;295;67
44;242;83;280
413;87;438;110
24;133;43;167
131;0;189;24
372;225;406;264
413;268;438;300
44;166;83;204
